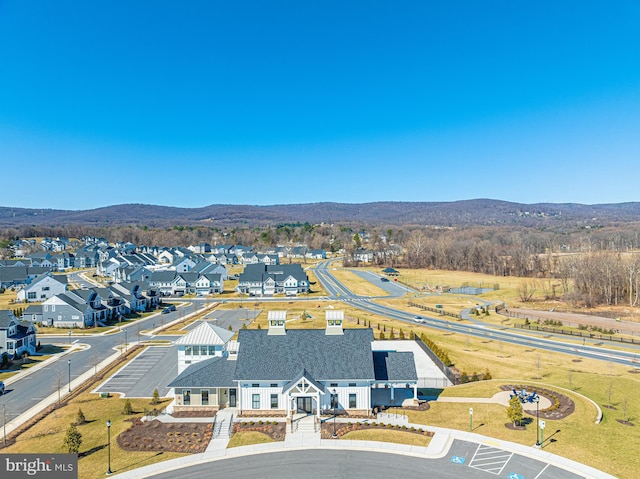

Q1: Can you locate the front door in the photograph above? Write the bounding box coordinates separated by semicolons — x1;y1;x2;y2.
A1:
296;396;312;414
229;388;236;407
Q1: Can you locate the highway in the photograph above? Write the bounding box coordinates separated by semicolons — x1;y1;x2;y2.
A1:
312;260;640;368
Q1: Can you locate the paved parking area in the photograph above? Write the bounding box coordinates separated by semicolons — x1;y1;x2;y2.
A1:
95;346;177;399
443;440;585;479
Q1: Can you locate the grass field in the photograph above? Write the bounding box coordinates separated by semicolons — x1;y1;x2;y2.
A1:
227;431;274;448
340;428;432;447
1;393;183;479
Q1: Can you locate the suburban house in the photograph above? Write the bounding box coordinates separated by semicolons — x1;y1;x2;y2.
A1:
41;289;107;328
236;263;310;297
168;311;418;419
16;272;68;302
0;310;37;359
148;271;224;296
0;266;52;290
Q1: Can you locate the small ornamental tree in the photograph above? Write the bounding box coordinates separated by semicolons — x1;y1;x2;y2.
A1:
151;388;160;405
62;423;82;454
122;399;133;415
75;408;86;425
506;395;524;427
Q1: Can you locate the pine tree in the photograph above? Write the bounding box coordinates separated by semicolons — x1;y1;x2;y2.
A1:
62;423;82;454
75;408;86;425
151;388;160;405
122;399;133;415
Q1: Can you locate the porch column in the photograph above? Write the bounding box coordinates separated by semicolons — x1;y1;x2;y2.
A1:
316;392;321;419
413;384;418;399
390;384;395;401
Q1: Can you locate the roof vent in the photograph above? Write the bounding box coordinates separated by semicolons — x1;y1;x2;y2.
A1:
325;310;344;335
267;310;287;335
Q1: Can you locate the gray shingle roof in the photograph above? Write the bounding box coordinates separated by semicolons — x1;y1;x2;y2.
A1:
167;356;237;388
373;351;417;382
235;329;375;381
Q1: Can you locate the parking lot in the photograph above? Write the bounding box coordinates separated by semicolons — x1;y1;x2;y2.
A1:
94;346;177;399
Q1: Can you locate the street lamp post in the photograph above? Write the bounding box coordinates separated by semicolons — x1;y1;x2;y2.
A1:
469;407;473;431
533;394;541;446
539;420;546;447
124;329;127;352
106;419;112;475
332;389;338;438
67;359;71;393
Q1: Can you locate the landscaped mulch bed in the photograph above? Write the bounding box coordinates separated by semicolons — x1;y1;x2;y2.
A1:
500;384;575;420
232;421;286;441
117;419;213;453
321;421;434;439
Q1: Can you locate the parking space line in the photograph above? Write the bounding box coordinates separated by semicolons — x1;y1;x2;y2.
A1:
469;445;514;475
534;464;550;478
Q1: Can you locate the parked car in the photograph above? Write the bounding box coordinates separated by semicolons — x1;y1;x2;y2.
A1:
162;304;176;314
413;316;425;323
380;277;389;282
0;381;5;395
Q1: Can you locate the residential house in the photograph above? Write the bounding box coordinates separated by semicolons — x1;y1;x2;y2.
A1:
17;272;68;302
305;249;326;260
42;289;106;328
21;304;43;325
0;310;37;359
236;263;309;297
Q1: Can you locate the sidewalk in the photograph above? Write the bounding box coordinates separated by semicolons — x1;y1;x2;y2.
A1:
108;424;616;479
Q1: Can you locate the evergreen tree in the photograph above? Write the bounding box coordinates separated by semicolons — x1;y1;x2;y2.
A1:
62;423;82;454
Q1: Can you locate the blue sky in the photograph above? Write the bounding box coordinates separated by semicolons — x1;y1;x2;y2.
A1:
1;1;639;210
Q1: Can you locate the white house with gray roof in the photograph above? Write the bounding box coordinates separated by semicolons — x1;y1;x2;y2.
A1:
16;272;68;302
236;263;309;297
168;311;418;419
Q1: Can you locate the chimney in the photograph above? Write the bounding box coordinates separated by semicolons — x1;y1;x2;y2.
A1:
267;310;287;335
325;310;344;335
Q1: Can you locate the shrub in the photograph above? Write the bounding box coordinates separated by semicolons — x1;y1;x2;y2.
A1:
122;399;133;415
75;408;86;425
151;388;160;405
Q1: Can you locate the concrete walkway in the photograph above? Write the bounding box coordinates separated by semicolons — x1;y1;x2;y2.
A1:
108;423;616;479
436;390;553;410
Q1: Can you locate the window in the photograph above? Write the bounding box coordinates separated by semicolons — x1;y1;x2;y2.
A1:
252;383;259;388
202;390;209;406
349;393;357;409
43;286;50;291
200;346;207;355
27;292;37;299
270;383;277;388
193;346;199;356
270;394;278;409
185;346;192;355
330;383;338;388
208;346;216;355
252;394;260;409
349;383;356;387
183;390;191;406
330;393;338;409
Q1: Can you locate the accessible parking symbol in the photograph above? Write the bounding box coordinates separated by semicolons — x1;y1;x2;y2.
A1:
450;455;466;464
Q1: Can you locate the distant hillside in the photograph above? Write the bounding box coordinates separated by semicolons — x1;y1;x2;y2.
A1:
2;200;640;228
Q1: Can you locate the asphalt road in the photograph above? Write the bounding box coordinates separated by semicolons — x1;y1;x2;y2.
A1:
142;442;585;479
312;260;640;367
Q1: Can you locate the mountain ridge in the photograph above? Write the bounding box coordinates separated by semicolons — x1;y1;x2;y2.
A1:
2;200;640;228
